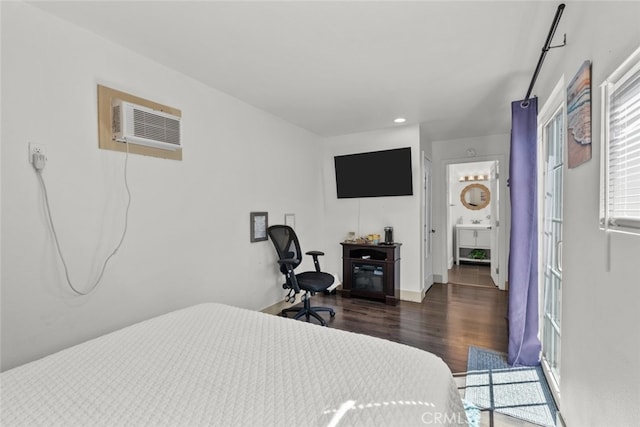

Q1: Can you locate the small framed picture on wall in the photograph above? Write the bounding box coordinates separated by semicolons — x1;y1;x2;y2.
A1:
250;212;268;242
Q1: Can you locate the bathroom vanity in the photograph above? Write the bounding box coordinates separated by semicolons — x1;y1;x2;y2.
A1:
455;224;491;264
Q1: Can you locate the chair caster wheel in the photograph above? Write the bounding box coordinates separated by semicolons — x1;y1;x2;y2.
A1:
330;311;336;318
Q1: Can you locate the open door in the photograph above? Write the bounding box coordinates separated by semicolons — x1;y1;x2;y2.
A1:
423;155;434;293
489;161;500;288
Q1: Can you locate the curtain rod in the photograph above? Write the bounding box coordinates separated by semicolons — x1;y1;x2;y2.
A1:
521;3;567;107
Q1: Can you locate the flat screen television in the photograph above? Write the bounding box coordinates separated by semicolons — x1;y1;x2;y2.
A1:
334;147;413;198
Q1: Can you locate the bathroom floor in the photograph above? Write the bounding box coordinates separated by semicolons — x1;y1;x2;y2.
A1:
448;263;496;288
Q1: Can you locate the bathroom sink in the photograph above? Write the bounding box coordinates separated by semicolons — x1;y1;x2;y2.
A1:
456;223;491;229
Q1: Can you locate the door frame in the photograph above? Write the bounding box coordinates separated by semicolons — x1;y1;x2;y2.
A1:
439;154;508;289
421;153;434;294
537;76;565;407
489;161;500;287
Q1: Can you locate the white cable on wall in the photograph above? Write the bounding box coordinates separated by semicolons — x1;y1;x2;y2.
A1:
34;143;131;296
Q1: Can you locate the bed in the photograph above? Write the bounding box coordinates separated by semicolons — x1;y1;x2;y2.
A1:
1;303;465;426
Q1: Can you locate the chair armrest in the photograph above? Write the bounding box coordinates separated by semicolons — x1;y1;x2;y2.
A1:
306;251;325;256
306;251;324;272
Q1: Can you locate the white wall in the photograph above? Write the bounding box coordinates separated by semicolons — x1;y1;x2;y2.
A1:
0;2;324;371
432;134;510;285
321;125;424;301
533;2;640;426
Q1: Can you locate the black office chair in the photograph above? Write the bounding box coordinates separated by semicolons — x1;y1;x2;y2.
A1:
267;225;336;326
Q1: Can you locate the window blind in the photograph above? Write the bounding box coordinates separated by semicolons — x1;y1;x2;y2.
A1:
602;49;640;232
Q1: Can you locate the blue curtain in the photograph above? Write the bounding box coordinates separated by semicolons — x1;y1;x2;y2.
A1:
508;97;541;366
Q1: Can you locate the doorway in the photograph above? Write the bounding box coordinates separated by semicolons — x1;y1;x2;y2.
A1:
446;160;501;288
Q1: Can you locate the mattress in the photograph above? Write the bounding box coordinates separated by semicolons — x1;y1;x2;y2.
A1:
1;303;465;426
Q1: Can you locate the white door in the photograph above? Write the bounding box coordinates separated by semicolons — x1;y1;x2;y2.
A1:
489;161;500;287
423;155;434;292
540;102;564;393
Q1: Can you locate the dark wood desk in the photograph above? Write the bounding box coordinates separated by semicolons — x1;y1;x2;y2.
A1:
340;242;401;305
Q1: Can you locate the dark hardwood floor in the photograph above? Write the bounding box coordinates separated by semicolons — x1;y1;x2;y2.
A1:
448;263;496;288
309;283;509;373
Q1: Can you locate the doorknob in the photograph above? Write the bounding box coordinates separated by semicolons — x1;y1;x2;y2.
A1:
431;229;436;233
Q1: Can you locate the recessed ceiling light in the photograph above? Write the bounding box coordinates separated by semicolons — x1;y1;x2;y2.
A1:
394;117;406;124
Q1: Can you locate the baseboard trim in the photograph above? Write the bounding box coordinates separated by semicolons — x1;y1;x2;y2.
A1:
261;287;342;315
400;289;426;303
261;299;297;315
265;287;424;308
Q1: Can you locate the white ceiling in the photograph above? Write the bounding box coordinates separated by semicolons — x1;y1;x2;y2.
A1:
30;1;564;140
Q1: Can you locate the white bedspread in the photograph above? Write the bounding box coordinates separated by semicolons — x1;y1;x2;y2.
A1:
1;303;465;426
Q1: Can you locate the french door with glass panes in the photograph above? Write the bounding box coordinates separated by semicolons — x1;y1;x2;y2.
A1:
540;102;564;393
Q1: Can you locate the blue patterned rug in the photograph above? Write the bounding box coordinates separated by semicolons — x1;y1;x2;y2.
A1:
462;398;481;427
465;346;558;427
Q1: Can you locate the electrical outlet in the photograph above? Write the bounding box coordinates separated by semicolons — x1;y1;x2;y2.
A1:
28;142;46;164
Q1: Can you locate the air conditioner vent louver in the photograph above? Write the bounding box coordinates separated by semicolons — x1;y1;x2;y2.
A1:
112;99;181;151
132;109;180;145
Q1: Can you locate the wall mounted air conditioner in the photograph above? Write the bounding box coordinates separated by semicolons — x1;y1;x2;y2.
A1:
112;99;181;151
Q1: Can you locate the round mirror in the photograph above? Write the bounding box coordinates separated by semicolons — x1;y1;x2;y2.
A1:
460;183;490;210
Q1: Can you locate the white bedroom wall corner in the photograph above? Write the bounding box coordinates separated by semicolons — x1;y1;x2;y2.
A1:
1;2;323;371
419;123;434;161
321;125;423;299
533;2;640;426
